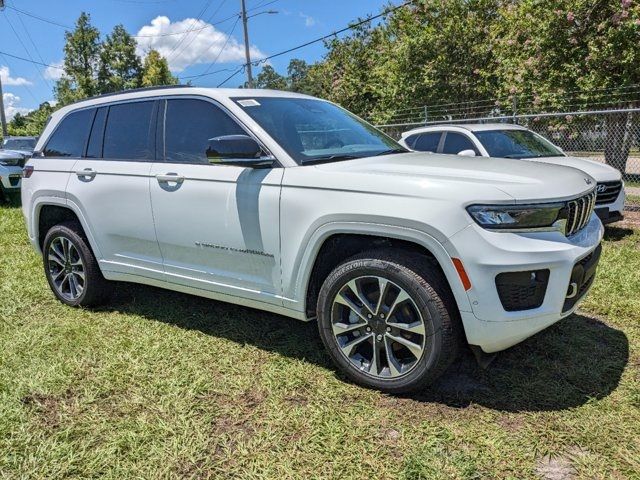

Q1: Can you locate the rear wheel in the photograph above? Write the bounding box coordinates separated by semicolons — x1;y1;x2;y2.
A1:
43;221;112;307
317;250;461;393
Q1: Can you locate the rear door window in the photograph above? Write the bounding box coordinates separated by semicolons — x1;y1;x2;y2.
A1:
43;109;95;157
410;132;442;152
441;132;478;155
103;101;155;160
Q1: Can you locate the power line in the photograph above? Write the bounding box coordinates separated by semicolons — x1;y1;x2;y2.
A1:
14;10;52;89
180;16;240;80
0;49;65;70
2;13;51;94
166;0;214;61
188;0;416;81
168;0;229;64
4;0;277;39
4;4;71;29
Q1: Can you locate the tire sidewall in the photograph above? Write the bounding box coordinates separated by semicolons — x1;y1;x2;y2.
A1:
317;257;447;393
43;225;91;307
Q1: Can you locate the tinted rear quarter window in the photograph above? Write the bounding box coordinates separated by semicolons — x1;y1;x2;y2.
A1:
163;98;245;164
86;107;108;158
43;109;95;157
103;101;155;160
412;132;442;152
441;132;478;155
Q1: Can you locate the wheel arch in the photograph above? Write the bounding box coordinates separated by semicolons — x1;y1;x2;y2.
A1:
291;222;473;320
31;197;103;260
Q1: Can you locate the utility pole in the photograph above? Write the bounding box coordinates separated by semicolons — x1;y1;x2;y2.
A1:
0;74;8;138
0;0;7;137
240;0;253;88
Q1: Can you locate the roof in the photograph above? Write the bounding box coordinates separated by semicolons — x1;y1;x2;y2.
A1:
58;87;316;114
401;123;527;137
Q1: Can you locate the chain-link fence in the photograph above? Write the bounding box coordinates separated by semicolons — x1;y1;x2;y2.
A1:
376;108;640;184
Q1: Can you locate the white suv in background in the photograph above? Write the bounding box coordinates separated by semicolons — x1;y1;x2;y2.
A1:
22;87;603;393
399;124;625;224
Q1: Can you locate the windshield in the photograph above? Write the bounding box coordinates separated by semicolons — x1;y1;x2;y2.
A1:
232;97;405;164
474;130;564;159
2;138;36;151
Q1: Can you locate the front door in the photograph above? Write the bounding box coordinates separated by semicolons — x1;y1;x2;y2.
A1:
149;98;283;305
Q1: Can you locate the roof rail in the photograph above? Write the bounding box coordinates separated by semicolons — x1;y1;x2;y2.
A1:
67;84;193;106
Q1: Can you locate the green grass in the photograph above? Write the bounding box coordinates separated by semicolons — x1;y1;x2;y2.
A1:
1;203;639;479
627;194;640;206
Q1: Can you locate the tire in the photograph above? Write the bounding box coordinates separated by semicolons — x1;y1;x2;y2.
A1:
42;221;112;307
317;249;462;394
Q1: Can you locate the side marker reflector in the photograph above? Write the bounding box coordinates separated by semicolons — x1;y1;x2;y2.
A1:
452;258;472;291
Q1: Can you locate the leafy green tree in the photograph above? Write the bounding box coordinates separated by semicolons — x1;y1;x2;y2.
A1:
8;102;55;137
57;12;101;100
254;65;288;90
492;0;640;169
141;49;178;87
312;0;501;123
98;25;142;93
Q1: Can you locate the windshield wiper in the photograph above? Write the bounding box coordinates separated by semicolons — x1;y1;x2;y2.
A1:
301;154;362;165
373;148;408;156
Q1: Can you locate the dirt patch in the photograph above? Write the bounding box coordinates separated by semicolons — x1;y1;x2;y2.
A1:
536;455;576;480
21;391;77;429
617;210;640;229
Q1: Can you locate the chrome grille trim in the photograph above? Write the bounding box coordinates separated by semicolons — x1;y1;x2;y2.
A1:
565;190;596;236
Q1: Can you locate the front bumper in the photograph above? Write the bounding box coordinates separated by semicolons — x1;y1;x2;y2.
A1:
595;186;625;224
0;165;23;193
449;213;604;353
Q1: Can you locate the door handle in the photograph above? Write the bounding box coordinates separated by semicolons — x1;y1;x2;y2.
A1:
76;168;97;180
156;173;184;183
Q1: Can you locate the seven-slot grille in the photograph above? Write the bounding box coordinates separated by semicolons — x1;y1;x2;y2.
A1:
565;190;596;236
595;181;622;205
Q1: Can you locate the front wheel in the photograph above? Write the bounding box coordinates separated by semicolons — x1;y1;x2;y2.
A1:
43;221;112;307
317;250;461;394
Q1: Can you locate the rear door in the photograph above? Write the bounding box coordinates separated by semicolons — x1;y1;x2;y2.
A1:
149;97;283;305
65;100;164;279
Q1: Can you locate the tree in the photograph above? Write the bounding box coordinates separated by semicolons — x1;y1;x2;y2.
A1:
98;25;142;93
8;102;55;137
311;0;501;123
58;12;101;100
141;49;178;87
254;65;288;90
492;0;640;170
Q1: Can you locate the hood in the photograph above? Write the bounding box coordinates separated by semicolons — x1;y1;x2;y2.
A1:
526;155;621;183
0;150;25;166
310;152;596;203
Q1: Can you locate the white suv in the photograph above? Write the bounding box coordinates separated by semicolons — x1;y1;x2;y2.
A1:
22;87;603;393
399;124;625;224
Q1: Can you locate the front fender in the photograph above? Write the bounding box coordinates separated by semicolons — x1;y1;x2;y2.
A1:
282;220;473;317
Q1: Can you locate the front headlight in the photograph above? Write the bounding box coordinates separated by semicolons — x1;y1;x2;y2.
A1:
466;203;565;231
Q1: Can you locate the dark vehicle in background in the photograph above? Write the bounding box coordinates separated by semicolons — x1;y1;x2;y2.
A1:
0;136;36;202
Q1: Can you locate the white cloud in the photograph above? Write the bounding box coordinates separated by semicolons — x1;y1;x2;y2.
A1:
44;61;64;81
2;93;32;121
0;66;32;86
299;12;316;27
135;16;266;72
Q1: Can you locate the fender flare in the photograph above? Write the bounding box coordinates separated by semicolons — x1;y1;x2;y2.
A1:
284;220;473;316
30;195;104;260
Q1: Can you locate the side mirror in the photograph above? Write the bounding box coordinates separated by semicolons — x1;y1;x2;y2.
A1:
206;135;274;168
457;149;476;157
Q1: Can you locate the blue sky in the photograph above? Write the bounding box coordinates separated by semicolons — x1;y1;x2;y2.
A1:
0;0;393;119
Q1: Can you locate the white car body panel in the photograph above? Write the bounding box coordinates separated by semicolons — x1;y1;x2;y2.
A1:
22;88;604;354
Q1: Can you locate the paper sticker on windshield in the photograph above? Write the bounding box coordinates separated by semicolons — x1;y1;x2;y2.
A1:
237;99;260;107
